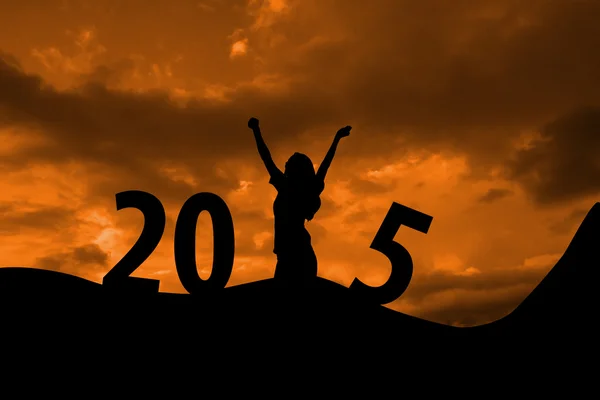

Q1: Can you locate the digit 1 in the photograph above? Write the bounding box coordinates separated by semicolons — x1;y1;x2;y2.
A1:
102;190;165;293
174;192;235;295
350;202;433;305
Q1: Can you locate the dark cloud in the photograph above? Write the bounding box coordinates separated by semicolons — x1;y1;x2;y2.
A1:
307;221;327;245
395;263;550;326
230;209;272;231
343;207;371;225
248;0;600;175
549;208;589;235
317;197;340;218
403;266;545;304
78;59;139;87
478;188;513;204
343;205;388;226
71;243;110;265
347;178;393;195
35;243;109;274
411;284;532;327
3;0;600;204
0;202;78;235
0;52;341;208
0;53;337;164
506;107;600;205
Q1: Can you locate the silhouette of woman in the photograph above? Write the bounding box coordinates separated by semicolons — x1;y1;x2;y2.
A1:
248;117;351;282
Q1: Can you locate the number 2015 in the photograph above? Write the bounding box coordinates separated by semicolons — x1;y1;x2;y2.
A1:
102;190;433;305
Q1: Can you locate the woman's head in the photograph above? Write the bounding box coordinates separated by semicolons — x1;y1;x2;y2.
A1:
284;152;315;181
285;152;321;221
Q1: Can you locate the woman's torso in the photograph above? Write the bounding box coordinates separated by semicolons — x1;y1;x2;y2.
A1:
272;187;311;254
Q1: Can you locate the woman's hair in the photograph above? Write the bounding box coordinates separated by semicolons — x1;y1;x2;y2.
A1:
285;152;322;221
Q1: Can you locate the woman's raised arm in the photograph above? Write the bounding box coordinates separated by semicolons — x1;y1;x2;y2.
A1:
316;125;351;181
248;117;282;178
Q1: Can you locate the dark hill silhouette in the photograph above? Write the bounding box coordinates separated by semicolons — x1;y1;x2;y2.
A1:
481;201;600;358
2;203;599;372
507;200;598;328
0;203;600;383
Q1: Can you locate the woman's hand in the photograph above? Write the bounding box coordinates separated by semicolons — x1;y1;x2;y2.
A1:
336;125;352;139
248;117;260;130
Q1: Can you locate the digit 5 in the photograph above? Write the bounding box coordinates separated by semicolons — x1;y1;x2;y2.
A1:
350;202;433;305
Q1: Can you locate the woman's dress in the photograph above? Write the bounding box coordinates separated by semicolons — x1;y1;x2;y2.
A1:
269;171;324;281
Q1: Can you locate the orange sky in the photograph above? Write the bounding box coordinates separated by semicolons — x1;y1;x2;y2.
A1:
1;0;600;326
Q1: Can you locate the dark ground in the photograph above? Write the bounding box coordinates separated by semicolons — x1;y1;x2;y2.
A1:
1;203;598;387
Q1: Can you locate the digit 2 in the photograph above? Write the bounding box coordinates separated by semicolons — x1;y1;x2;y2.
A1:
350;202;433;305
102;190;165;293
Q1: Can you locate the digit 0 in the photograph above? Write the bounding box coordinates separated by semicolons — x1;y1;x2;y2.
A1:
174;192;235;295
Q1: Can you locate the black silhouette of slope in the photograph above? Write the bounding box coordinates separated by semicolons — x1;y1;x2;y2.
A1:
0;267;455;336
2;204;599;370
0;266;468;366
465;202;600;365
500;202;599;337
